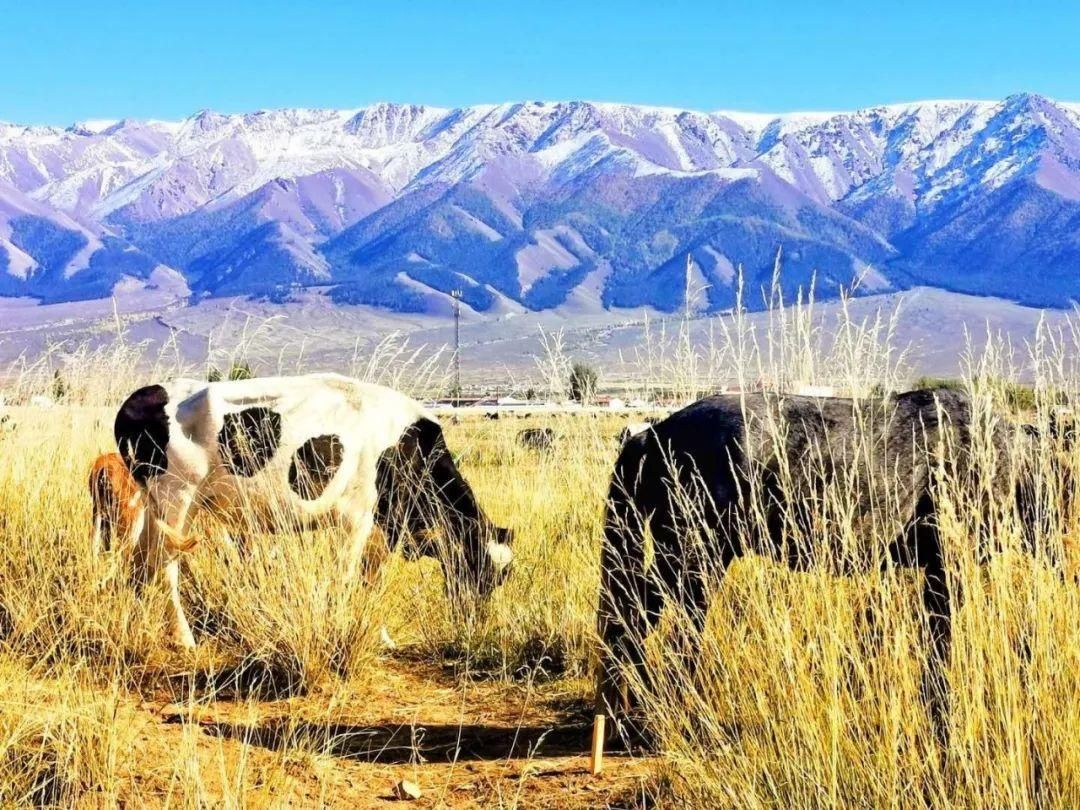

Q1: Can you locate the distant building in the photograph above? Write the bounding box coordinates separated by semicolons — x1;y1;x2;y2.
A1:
794;383;836;398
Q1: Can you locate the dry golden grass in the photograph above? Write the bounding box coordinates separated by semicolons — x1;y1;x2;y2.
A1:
0;402;645;807
0;278;1078;807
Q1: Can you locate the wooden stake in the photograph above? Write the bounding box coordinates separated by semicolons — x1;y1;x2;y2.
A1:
590;714;606;775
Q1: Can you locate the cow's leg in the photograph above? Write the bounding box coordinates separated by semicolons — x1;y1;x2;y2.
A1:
132;508;162;588
359;525;391;586
654;511;733;706
850;558;894;704
138;480;198;648
891;492;955;742
921;542;953;743
123;501;146;555
340;508;376;586
220;527;253;558
671;555;719;683
163;557;195;649
596;484;662;741
337;470;382;585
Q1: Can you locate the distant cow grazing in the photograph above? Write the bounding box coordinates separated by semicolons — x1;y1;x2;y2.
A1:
597;389;1054;742
518;427;557;451
89;453;146;556
115;374;514;647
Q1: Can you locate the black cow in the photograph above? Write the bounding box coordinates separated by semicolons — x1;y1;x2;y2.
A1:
597;388;1057;741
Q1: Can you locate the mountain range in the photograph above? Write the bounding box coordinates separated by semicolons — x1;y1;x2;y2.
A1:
2;94;1080;315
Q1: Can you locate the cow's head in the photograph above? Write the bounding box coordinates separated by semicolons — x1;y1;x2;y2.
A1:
378;419;514;597
396;515;515;598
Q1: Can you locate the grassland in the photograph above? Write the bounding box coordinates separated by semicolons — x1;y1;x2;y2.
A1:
0;284;1078;807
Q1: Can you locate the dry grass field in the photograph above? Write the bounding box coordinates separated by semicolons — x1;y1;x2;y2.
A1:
0;285;1078;807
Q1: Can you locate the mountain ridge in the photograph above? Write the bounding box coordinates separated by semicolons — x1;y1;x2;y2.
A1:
3;94;1080;313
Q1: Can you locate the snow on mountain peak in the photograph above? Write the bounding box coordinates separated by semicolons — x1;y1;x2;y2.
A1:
67;119;120;136
3;96;1080;312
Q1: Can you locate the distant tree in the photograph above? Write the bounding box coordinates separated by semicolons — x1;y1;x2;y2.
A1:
51;370;67;401
228;363;255;381
525;387;538;402
866;382;890;399
910;376;965;392
208;363;254;382
569;361;599;404
1000;381;1036;414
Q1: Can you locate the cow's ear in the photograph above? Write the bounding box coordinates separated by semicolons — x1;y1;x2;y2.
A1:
497;526;515;546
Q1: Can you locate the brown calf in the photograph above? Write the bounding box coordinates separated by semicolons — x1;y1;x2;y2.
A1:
89;452;146;555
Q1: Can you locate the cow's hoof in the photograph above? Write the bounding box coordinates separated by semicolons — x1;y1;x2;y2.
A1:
379;627;396;649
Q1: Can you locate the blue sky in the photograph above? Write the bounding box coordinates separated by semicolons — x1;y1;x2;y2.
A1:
4;0;1078;124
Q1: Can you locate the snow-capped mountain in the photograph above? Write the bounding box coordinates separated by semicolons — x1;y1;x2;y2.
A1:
0;178;185;302
2;94;1080;312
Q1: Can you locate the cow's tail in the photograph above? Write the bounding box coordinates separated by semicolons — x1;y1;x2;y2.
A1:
596;435;656;725
89;465;112;555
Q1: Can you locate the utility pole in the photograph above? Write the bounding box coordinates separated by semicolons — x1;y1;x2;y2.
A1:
451;289;463;403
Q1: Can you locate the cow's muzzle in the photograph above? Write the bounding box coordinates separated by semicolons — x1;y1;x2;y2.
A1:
485;538;514;586
476;523;515;596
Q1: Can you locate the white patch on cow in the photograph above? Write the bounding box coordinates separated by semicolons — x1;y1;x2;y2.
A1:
486;539;514;572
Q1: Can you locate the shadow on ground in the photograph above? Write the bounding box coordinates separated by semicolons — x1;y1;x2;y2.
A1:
203;718;600;764
155;658;315;702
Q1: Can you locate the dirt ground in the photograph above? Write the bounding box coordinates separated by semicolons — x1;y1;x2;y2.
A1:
111;654;654;808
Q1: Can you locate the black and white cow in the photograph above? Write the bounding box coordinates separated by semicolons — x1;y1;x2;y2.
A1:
597;388;1057;741
114;373;514;647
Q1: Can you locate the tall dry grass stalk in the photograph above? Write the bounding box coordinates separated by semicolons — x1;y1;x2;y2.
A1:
619;259;909;405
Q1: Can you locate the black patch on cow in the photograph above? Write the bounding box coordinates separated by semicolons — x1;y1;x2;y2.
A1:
114;384;170;484
289;434;344;500
218;407;282;477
